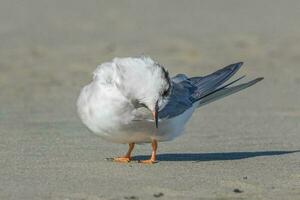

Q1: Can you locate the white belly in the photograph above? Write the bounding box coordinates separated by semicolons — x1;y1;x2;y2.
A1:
77;82;198;144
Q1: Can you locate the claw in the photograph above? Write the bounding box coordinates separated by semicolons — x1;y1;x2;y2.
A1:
113;157;131;163
138;159;158;164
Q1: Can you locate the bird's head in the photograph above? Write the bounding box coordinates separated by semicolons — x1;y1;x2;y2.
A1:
139;64;171;128
111;57;171;128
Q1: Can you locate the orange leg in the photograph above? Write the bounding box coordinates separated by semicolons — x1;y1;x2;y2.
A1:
139;139;158;164
113;143;135;163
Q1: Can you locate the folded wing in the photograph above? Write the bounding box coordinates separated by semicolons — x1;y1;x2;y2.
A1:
158;62;263;119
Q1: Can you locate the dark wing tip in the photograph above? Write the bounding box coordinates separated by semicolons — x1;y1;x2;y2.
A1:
246;77;264;86
232;62;244;70
252;77;264;84
257;77;264;81
221;62;244;75
236;62;244;66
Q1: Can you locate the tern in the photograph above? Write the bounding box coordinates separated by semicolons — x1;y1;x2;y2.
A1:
77;56;263;163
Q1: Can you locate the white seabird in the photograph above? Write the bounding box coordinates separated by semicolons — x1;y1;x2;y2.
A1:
77;56;263;163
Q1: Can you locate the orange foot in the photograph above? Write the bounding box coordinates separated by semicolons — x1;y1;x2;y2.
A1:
113;157;131;163
138;159;158;164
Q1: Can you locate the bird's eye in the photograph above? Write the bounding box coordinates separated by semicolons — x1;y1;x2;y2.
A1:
162;89;169;97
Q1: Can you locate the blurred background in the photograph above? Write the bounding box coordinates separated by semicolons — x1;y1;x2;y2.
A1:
1;0;300;120
0;1;300;200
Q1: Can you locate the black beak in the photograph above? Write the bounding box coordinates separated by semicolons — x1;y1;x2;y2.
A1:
154;101;159;128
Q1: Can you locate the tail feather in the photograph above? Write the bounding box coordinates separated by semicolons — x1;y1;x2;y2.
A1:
197;77;264;107
195;75;246;102
190;62;243;100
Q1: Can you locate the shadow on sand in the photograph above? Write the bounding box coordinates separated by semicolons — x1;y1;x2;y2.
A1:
132;150;299;162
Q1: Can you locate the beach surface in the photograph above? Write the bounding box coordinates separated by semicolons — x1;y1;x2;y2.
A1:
0;0;300;199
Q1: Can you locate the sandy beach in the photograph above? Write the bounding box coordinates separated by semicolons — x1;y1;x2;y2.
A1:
0;0;300;199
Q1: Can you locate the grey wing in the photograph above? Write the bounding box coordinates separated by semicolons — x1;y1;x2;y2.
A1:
158;62;244;119
189;62;243;102
158;75;197;119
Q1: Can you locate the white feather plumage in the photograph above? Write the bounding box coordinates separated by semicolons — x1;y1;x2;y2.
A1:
77;56;191;143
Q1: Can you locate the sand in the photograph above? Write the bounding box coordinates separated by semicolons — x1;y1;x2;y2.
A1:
0;0;300;199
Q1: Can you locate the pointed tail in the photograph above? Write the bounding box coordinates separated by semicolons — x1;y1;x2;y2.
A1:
189;62;243;100
197;77;264;107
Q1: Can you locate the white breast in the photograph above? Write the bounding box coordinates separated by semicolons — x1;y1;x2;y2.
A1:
77;56;198;143
77;82;133;134
77;81;198;144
